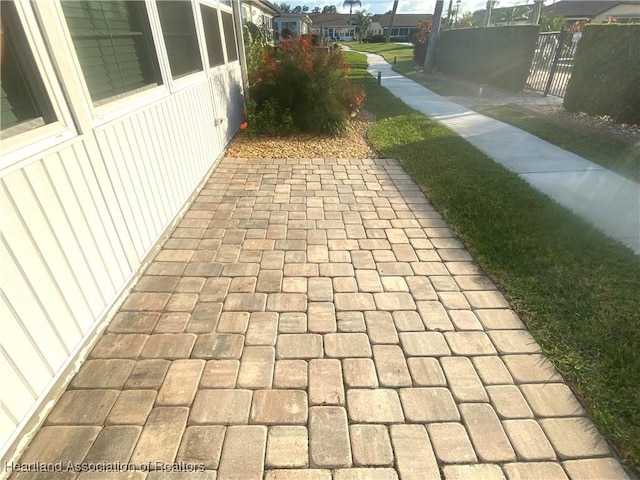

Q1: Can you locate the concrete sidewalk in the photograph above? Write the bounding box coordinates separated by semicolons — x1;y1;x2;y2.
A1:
362;52;640;254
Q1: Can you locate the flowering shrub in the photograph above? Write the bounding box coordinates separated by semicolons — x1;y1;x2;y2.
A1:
412;20;433;67
245;37;365;136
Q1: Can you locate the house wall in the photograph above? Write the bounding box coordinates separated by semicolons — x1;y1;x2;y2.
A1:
0;0;243;465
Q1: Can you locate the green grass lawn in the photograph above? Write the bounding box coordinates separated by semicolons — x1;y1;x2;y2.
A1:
346;50;640;473
344;41;477;96
345;43;640;181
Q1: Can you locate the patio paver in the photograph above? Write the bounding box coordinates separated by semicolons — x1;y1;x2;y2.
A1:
11;158;629;479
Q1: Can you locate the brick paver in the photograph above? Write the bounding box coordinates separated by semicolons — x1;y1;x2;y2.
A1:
12;158;628;480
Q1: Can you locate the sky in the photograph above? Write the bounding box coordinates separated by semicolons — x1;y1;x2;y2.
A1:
283;0;554;16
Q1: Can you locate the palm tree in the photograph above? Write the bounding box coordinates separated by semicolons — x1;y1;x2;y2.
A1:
343;0;362;35
385;0;398;43
354;10;373;43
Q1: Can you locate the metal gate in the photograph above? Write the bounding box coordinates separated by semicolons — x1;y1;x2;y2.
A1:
527;30;578;97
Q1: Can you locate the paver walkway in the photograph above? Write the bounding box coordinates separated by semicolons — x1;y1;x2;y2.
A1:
12;157;631;480
361;52;640;255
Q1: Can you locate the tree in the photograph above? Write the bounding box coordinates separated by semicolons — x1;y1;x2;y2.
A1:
385;0;398;43
322;5;337;13
455;11;475;28
538;12;565;32
354;10;373;42
312;6;321;13
276;2;292;13
343;0;362;28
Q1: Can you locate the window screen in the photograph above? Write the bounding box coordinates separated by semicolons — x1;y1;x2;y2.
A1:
61;1;162;105
221;11;238;63
200;5;225;67
1;1;56;138
156;0;203;79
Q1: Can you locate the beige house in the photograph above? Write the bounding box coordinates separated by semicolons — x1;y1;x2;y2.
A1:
241;0;280;33
543;0;640;22
274;13;313;39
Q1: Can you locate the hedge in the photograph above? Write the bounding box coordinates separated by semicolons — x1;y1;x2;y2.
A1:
564;25;640;125
436;25;539;92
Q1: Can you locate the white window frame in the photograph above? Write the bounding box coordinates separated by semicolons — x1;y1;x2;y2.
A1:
151;0;209;93
48;0;172;128
199;0;232;71
218;3;240;65
0;0;77;170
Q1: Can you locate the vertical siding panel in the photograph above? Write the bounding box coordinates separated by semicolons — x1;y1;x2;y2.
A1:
25;159;103;320
62;147;121;295
163;101;190;200
124;117;166;232
107;125;155;249
173;94;198;188
194;87;210;172
144;108;185;211
118;120;163;237
72;142;135;278
95;130;147;258
1;177;85;342
0;406;17;446
0;234;70;364
131;114;174;221
0;353;36;427
0;295;54;392
203;81;222;162
209;78;225;156
76;140;140;270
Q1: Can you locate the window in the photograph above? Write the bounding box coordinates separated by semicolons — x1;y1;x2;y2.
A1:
1;1;56;139
221;11;238;62
157;0;203;79
61;1;163;105
200;5;225;67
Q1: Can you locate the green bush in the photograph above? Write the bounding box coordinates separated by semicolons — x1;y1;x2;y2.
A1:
246;38;365;136
436;25;539;91
564;25;640;125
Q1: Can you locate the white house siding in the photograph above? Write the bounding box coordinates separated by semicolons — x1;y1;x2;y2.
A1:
0;0;243;465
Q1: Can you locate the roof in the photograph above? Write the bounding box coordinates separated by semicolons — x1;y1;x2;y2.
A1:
308;13;353;26
471;4;535;23
309;12;432;27
372;13;433;27
276;13;313;24
243;0;281;15
543;0;640;17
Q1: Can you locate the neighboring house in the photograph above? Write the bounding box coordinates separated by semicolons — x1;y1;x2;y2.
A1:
241;0;280;33
471;4;536;26
543;0;640;22
309;13;356;40
370;13;433;39
308;12;431;41
273;13;313;39
0;0;245;466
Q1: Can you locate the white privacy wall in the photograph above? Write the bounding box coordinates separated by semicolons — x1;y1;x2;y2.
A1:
0;0;243;463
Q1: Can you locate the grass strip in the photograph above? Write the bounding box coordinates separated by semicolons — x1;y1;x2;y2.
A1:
346;43;640;181
475;105;640;183
346;50;640;472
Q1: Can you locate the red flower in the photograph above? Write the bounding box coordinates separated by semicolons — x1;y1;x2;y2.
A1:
240;122;248;130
